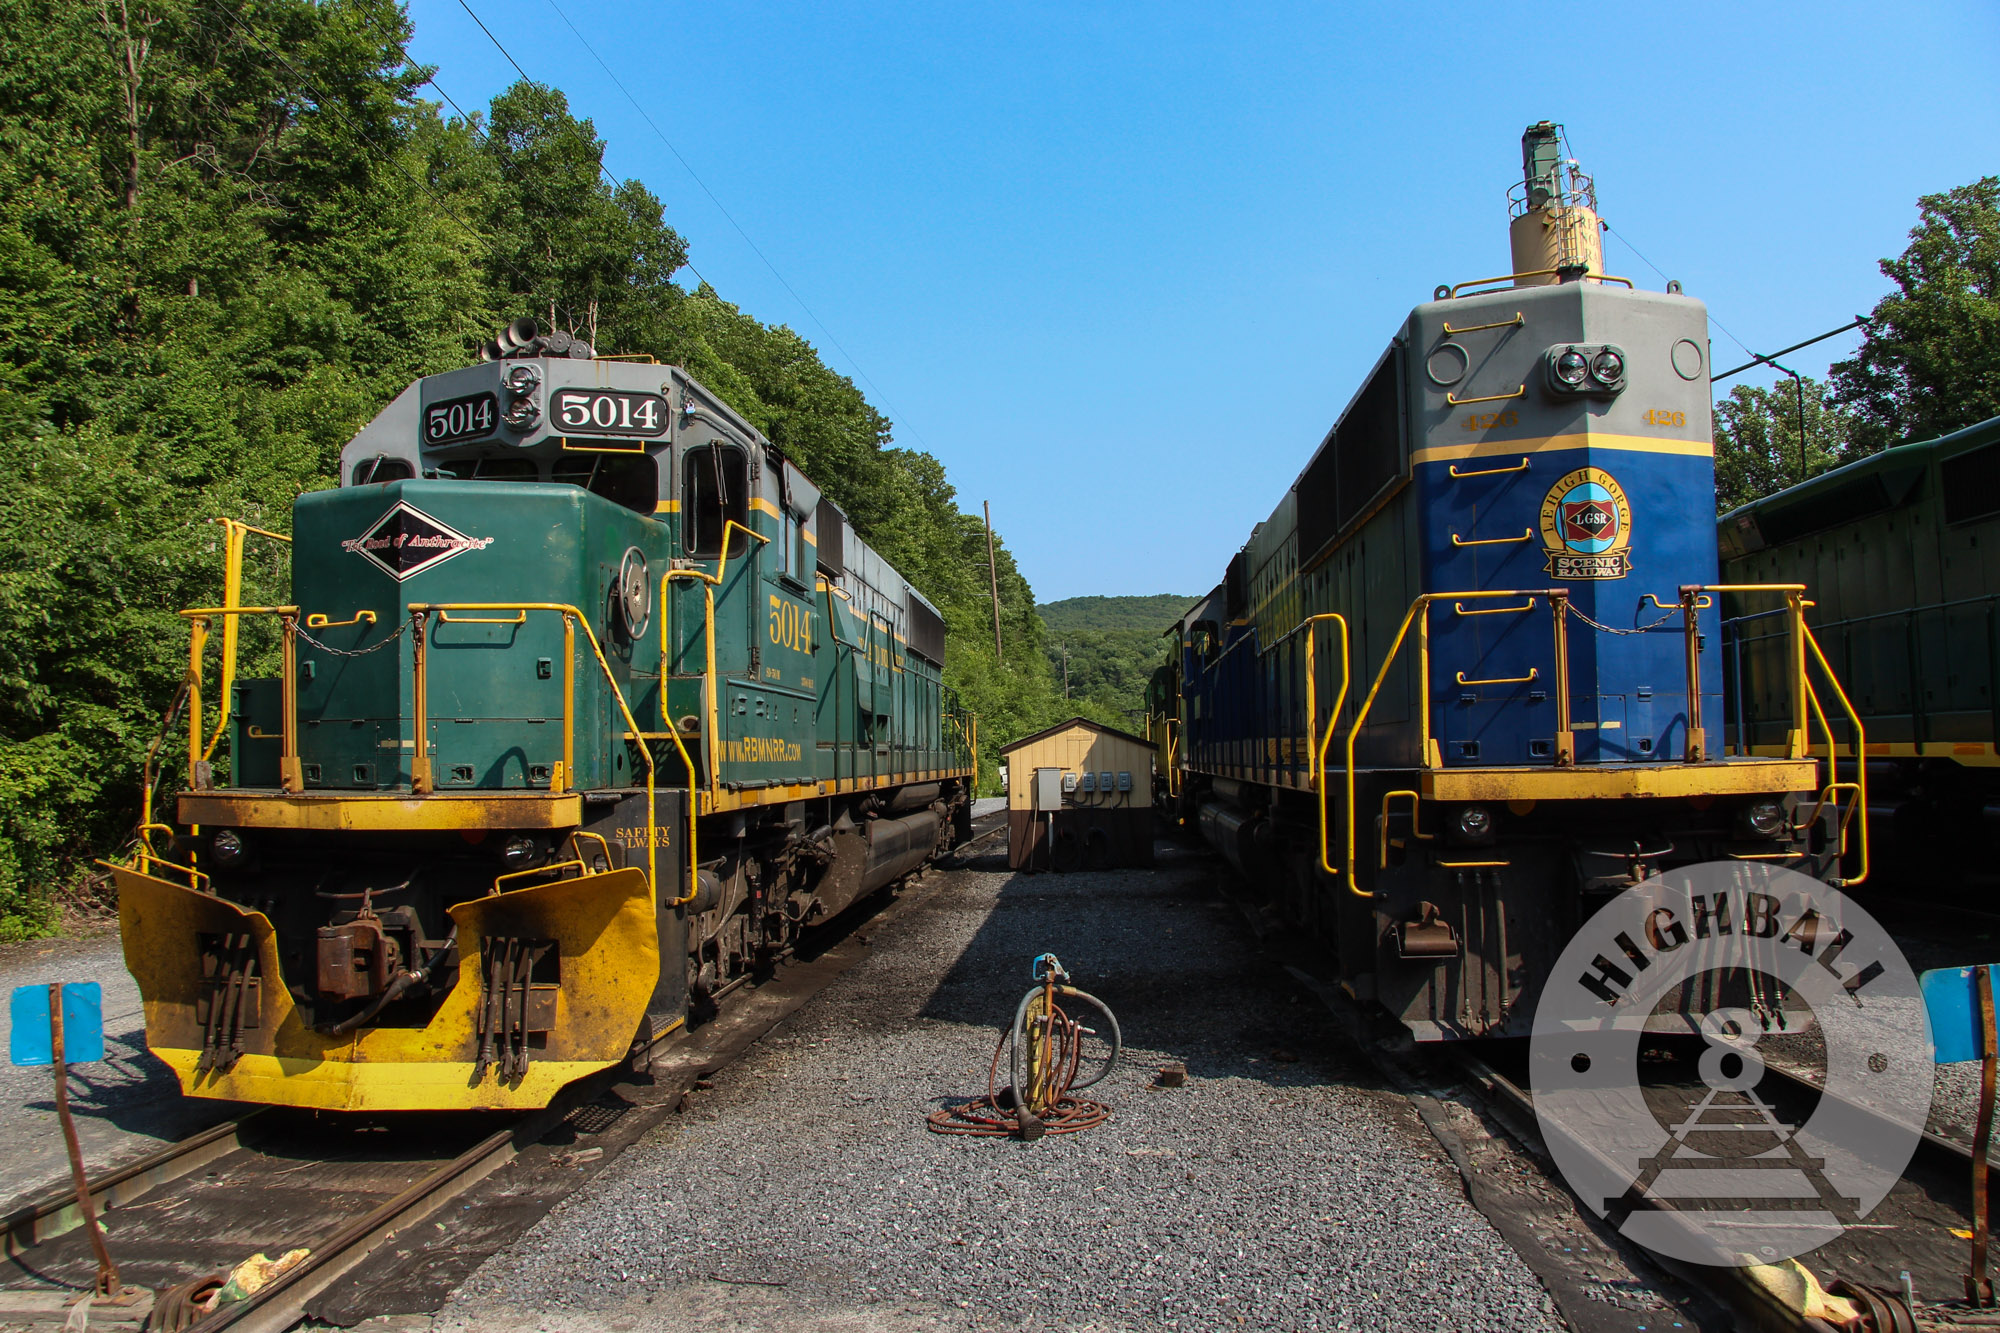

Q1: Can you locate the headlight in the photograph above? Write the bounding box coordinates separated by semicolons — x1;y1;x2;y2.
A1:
1745;800;1787;837
503;363;541;396
1456;805;1494;839
1555;348;1590;385
1590;349;1624;384
211;828;248;868
501;835;542;870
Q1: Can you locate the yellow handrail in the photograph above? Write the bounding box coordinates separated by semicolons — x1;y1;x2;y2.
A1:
1378;790;1431;870
413;602;666;904
1448;269;1634;298
1299;614;1351;878
1342;589;1570;892
438;609;528;625
1447;458;1531;479
135;823;209;891
1450;530;1533;547
179;605;304;794
1455;599;1536;617
1441;313;1524;335
1456;668;1538;686
305;610;377;629
662;519;770;795
1802;622;1869;886
494;859;589;894
1445;386;1526;407
198;519;292;766
1691;584;1809;761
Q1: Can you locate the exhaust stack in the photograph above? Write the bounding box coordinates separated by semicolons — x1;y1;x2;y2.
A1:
1508;121;1605;286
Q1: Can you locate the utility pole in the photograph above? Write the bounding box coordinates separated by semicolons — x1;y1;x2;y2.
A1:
1061;643;1070;699
984;501;1004;664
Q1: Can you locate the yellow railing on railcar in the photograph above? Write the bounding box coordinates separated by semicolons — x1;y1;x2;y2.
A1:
1316;585;1868;893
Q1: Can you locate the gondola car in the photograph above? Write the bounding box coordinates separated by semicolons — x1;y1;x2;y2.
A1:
110;324;976;1110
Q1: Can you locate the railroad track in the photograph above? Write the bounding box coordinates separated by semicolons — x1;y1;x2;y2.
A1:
0;811;1009;1332
1444;1037;2000;1333
1190;853;1958;1333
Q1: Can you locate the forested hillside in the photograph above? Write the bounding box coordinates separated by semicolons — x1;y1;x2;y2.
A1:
1037;595;1194;726
0;0;1060;934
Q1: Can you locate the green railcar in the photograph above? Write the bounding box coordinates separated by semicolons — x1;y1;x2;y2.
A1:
110;325;976;1111
1719;414;2000;873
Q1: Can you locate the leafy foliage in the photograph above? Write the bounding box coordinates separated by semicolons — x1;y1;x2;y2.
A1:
1038;596;1195;726
1832;176;2000;454
0;1;1058;931
1712;378;1857;514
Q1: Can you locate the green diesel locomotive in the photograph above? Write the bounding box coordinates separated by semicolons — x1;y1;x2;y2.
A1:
111;323;975;1111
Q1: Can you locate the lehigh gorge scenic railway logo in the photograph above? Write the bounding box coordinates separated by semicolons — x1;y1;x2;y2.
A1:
1538;466;1633;579
1530;863;1930;1266
341;501;494;581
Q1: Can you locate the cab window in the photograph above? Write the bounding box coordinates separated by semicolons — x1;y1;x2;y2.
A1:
682;445;747;557
552;453;658;513
351;456;414;485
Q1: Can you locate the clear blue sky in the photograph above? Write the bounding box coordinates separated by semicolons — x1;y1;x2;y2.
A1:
406;0;2000;603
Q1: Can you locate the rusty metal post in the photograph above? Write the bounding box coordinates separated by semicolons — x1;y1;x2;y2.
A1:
49;985;121;1299
1971;963;1997;1306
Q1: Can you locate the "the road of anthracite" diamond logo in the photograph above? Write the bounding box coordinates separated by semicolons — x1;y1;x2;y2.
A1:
340;501;495;581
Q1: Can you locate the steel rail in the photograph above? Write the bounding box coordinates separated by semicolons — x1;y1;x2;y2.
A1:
1447;1047;1852;1333
191;1116;534;1332
6;808;1006;1327
0;1115;262;1260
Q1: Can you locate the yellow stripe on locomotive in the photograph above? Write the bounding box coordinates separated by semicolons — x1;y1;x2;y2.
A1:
113;334;975;1111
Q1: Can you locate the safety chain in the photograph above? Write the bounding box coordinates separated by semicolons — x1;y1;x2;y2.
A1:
289;615;413;659
1567;605;1682;637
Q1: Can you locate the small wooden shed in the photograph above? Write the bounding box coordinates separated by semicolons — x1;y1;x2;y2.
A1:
1001;717;1156;871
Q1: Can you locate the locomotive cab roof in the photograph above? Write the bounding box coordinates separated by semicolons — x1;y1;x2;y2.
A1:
334;343;949;667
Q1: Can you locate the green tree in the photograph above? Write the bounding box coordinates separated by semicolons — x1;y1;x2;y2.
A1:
1832;176;2000;452
1712;377;1856;512
1039;596;1192;726
478;82;686;350
0;6;1064;928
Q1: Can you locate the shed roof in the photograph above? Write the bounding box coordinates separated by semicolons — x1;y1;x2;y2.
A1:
999;715;1155;755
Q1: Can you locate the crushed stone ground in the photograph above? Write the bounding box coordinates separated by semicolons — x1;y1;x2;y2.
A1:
436;851;1561;1332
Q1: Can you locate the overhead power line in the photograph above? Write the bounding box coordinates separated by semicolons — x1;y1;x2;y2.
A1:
1599;219;1760;363
535;0;935;452
452;0;530;83
421;68;718;294
1712;319;1870;383
199;0;543;299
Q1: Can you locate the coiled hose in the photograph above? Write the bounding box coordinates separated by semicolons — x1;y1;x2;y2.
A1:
928;974;1121;1138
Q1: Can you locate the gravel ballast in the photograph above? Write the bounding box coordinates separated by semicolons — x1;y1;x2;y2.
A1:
439;850;1561;1332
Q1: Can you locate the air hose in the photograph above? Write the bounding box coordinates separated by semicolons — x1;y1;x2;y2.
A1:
928;953;1122;1139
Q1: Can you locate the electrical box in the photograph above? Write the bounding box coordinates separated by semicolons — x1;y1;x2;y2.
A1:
1062;771;1079;794
1117;771;1132;792
1079;772;1096;792
1099;772;1114;793
1033;767;1064;812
